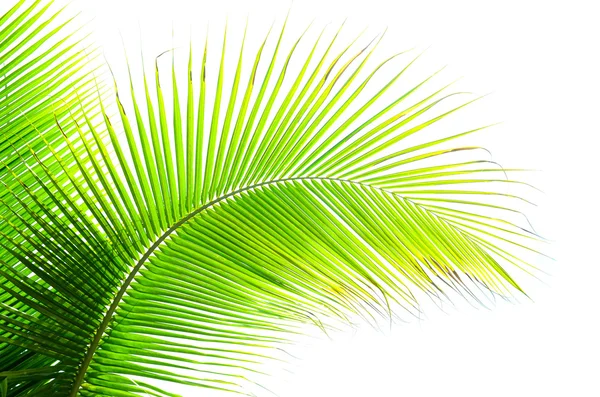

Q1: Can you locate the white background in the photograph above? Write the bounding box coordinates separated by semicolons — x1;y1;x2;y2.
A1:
80;0;600;396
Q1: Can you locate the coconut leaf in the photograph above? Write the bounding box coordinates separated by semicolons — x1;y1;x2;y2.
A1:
0;3;541;396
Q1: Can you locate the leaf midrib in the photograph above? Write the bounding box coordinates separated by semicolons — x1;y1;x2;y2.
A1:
70;175;396;395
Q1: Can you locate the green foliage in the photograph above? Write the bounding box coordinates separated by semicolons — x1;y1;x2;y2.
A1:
0;1;542;396
0;0;107;394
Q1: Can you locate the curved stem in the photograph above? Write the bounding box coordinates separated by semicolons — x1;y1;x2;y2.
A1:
68;178;282;395
70;175;401;395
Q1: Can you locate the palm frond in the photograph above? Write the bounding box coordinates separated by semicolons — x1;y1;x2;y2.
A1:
0;0;107;394
0;5;542;396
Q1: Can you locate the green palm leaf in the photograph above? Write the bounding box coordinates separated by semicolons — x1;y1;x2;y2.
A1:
0;2;542;396
0;0;108;394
